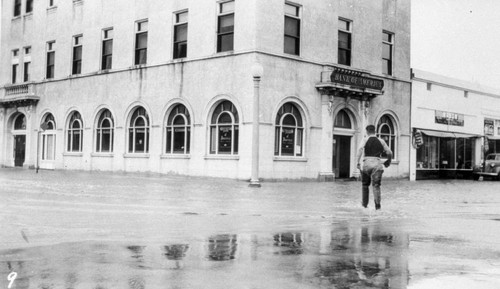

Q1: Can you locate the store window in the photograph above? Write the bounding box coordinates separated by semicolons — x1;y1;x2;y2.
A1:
165;104;191;154
128;107;150;153
376;115;396;159
217;1;234;53
67;111;83;152
275;102;303;157
210;100;239;155
95;109;114;153
416;135;474;170
284;2;300;55
173;11;188;59
41;113;56;160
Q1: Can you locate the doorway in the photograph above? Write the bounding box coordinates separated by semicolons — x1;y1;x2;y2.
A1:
14;135;26;167
333;135;351;178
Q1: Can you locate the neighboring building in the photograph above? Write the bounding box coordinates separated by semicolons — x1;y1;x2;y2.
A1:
410;69;500;180
0;0;411;181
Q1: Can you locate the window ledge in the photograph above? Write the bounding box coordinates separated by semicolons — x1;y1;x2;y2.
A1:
204;155;240;160
63;152;83;157
123;153;150;158
273;156;308;162
11;16;22;21
23;13;33;19
47;6;57;12
161;154;191;159
91;153;114;158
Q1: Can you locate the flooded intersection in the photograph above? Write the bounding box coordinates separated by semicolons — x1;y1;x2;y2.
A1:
0;169;499;288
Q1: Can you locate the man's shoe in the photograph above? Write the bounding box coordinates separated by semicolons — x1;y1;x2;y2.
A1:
375;204;381;210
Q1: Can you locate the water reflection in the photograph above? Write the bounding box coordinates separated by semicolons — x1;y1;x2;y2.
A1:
315;221;409;289
273;232;304;255
207;234;238;261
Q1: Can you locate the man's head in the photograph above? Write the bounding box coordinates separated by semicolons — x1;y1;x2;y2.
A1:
365;125;376;135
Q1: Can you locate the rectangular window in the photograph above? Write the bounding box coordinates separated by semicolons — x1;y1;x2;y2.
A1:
135;20;148;65
48;0;55;7
26;0;33;13
217;1;234;53
14;0;21;16
12;64;18;84
72;35;82;75
24;62;30;82
46;41;55;79
382;31;393;75
173;11;188;59
338;19;352;66
284;3;300;55
102;28;113;70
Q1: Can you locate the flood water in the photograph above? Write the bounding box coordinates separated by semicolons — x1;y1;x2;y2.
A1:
1;169;500;288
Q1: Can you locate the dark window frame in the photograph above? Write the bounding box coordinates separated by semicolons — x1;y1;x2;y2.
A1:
210;100;239;155
101;28;113;70
382;31;393;75
26;0;33;13
128;107;150;153
14;0;21;16
217;1;235;53
12;64;18;84
338;18;352;66
46;42;55;79
274;102;304;157
284;3;300;56
165;104;191;154
173;11;188;59
135;20;148;65
72;35;83;75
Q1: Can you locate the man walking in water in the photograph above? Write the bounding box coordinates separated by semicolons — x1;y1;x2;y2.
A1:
356;125;392;210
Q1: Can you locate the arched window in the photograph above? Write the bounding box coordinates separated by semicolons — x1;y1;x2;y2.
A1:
210;101;239;155
377;115;396;159
13;114;26;130
334;109;351;129
128;106;149;153
67;111;83;152
165;104;191;154
96;109;114;153
274;102;304;156
41;113;56;160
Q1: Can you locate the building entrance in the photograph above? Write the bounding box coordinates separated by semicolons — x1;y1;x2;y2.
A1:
333;135;351;178
14;135;26;167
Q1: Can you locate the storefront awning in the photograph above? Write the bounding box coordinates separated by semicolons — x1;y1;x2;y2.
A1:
420;129;480;139
486;135;500;140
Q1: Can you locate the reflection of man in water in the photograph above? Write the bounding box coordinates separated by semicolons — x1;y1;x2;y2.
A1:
356;125;392;210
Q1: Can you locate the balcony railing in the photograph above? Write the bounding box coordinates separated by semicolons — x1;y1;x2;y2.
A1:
0;82;40;107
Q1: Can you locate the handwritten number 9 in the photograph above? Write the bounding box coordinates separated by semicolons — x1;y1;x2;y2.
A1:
7;272;17;289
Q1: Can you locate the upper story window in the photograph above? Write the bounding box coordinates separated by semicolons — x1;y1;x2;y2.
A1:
11;49;19;84
102;28;113;70
14;0;21;16
338;18;352;66
382;31;393;75
217;1;235;53
46;41;55;79
23;46;31;82
210;100;239;155
72;35;82;75
67;111;83;152
274;102;304;157
135;20;148;65
173;11;188;59
165;104;191;154
284;3;300;56
48;0;56;7
26;0;33;13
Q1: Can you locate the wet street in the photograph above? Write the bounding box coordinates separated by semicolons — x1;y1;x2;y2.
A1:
0;168;499;289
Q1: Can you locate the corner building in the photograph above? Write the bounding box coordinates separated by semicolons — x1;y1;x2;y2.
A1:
0;0;411;180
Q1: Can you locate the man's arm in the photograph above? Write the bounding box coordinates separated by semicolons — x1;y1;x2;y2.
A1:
355;138;367;169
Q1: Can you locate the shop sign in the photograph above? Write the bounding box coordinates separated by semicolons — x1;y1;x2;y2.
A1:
435;110;464;126
330;69;384;90
484;119;494;136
